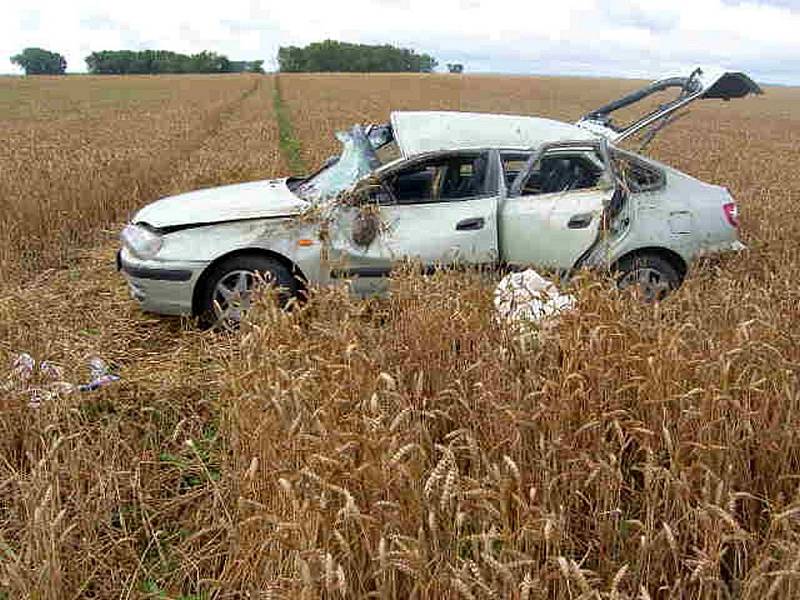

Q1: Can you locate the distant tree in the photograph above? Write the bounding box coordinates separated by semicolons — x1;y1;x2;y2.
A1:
278;40;437;73
11;47;67;75
85;50;250;75
447;63;464;74
277;46;308;72
228;60;265;73
189;51;231;73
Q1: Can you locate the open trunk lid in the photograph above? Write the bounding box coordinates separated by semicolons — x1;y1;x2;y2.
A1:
575;67;763;144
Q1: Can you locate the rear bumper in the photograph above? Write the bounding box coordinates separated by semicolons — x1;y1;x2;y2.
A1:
117;249;207;316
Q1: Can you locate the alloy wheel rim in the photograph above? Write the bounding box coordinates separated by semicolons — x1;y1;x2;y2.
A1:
212;269;274;325
619;267;670;303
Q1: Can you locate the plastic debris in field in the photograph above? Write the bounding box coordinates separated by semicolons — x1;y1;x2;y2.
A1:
494;269;576;324
9;352;35;383
78;356;121;391
2;353;120;407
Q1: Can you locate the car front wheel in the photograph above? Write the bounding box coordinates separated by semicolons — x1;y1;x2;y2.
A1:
616;253;681;302
197;254;300;327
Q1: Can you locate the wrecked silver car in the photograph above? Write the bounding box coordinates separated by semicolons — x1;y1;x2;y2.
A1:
118;66;760;324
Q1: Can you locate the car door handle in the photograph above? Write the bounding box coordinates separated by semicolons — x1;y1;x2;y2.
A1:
456;217;485;231
567;213;593;229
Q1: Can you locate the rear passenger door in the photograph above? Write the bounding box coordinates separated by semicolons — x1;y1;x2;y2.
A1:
330;151;501;294
499;143;614;270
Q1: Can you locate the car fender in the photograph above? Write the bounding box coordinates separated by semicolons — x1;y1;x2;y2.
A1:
156;217;325;284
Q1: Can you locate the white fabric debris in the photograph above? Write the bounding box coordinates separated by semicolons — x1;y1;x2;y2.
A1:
494;269;576;324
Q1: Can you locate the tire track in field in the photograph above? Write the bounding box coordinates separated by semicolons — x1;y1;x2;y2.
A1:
127;76;264;205
0;76;265;283
272;74;307;175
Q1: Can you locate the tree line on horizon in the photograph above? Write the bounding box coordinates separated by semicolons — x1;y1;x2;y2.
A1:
11;41;442;76
84;50;264;75
10;47;264;76
277;40;437;73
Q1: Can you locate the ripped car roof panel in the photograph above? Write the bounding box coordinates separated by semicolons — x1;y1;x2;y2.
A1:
391;111;597;158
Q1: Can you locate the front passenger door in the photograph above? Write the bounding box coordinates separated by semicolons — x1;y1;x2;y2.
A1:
329;151;500;294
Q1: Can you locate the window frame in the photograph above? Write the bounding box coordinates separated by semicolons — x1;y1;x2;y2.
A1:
376;149;500;206
499;151;534;196
508;140;615;199
610;148;666;193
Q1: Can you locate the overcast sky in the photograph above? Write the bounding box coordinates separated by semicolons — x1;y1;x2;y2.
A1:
3;0;800;84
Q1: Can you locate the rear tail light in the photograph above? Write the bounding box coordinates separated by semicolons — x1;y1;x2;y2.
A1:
723;202;739;228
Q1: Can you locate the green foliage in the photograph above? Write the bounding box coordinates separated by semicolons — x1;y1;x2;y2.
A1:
278;40;437;73
228;60;264;74
272;76;306;175
158;424;221;493
10;47;67;75
85;50;261;75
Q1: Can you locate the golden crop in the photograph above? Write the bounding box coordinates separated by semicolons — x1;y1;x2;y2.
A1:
0;74;280;282
1;73;799;598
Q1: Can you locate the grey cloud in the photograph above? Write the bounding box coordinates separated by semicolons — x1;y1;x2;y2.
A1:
423;32;670;77
80;14;120;30
222;19;279;35
78;14;146;50
5;0;800;84
600;1;679;33
369;0;412;9
421;28;800;85
722;0;800;10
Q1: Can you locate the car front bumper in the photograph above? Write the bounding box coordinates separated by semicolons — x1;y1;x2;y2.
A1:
117;248;208;316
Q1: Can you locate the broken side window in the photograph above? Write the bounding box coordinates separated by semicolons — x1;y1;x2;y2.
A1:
501;153;533;189
612;150;665;193
518;152;605;196
384;152;493;205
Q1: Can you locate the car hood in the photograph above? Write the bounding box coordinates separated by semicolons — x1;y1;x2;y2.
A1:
133;179;305;229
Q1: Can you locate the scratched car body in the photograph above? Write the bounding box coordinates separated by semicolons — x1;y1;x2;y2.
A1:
118;67;760;324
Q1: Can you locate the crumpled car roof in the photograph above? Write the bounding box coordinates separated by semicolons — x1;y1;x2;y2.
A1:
390;110;597;157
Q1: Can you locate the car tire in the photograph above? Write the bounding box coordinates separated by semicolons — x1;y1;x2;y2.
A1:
615;253;682;303
196;254;300;327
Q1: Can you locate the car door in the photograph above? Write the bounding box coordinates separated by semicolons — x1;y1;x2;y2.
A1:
499;142;614;270
328;150;500;294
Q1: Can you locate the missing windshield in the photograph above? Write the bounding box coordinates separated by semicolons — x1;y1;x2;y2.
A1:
289;123;398;202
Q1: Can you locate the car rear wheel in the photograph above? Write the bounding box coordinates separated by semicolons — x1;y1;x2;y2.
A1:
197;254;300;328
616;253;681;302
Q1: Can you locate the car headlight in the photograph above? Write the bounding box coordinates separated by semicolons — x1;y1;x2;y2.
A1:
121;223;163;259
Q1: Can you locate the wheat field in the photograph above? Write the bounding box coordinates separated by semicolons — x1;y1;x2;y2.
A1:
1;72;800;598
